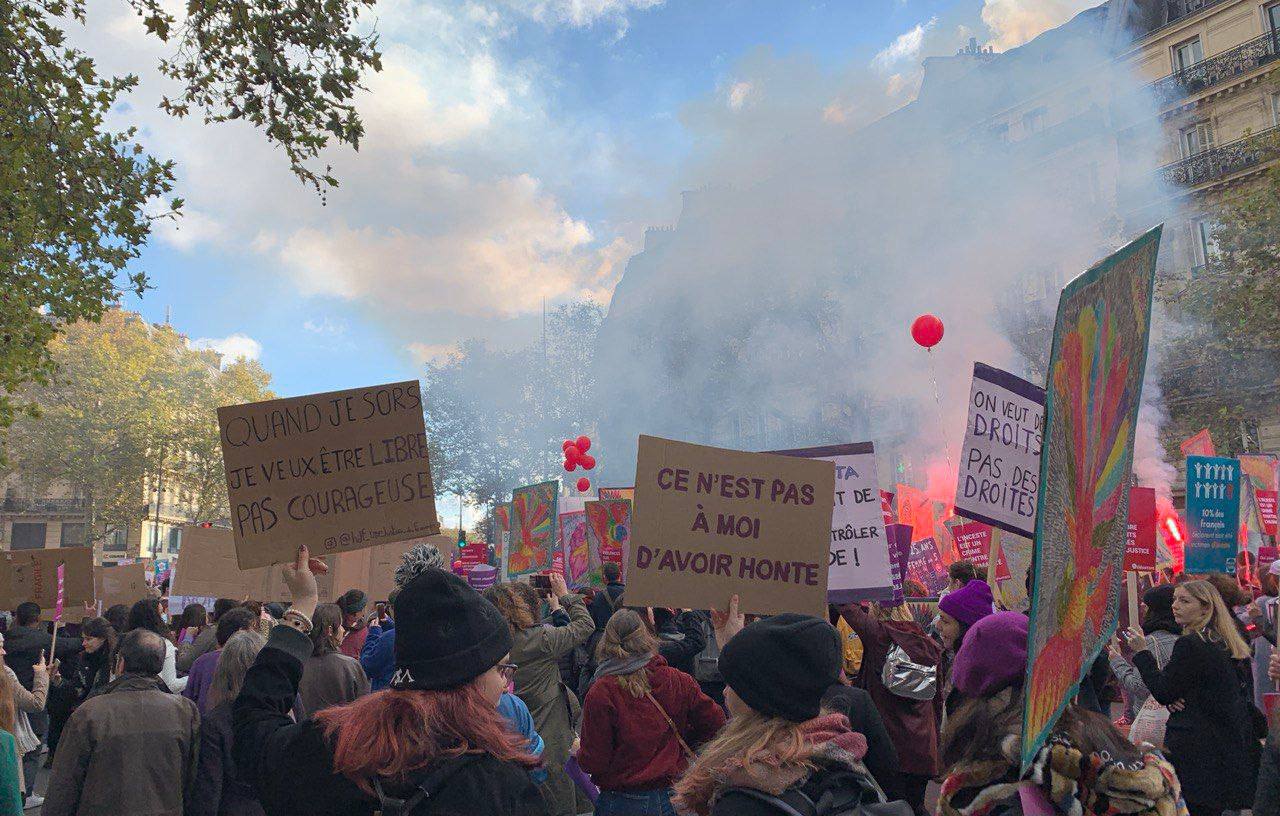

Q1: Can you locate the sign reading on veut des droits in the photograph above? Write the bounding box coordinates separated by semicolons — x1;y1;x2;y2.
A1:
954;363;1045;538
771;442;894;603
218;381;441;569
628;435;835;617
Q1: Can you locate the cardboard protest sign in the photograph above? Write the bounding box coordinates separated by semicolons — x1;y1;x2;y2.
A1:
955;363;1045;538
1;548;94;610
1125;487;1158;571
771;443;894;603
585;500;631;584
993;529;1032;612
1022;226;1160;772
906;538;947;595
218;381;440;569
1261;493;1280;537
507;482;558;580
885;524;912;604
952;521;1010;580
1185;456;1241;574
95;563;149;610
366;535;452;602
627;435;835;617
1241;454;1280;539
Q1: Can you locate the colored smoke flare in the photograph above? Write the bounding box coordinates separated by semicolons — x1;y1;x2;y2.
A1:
1161;513;1185;571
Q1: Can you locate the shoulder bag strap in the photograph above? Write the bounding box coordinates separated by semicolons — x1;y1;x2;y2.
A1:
644;690;695;759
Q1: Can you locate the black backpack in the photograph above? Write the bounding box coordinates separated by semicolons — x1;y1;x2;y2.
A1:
372;754;482;816
722;766;912;816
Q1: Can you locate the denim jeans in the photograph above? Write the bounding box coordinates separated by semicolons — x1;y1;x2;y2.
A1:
594;788;678;816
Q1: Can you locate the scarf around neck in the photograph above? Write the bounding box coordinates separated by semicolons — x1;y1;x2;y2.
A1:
592;653;652;683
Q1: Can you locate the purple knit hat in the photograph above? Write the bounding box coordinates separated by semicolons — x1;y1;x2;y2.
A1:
938;579;995;628
950;611;1028;697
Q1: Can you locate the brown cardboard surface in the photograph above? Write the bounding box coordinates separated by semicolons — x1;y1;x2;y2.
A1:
626;435;835;617
218;380;441;569
1;548;95;609
171;525;272;600
95;563;150;611
366;535;454;602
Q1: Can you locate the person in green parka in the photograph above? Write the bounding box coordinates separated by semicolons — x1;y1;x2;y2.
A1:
486;573;594;816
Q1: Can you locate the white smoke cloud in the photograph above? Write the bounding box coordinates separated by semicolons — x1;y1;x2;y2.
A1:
981;0;1098;50
873;17;937;72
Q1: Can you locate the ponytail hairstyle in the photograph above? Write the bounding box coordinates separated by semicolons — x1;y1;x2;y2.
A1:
310;604;344;658
1176;579;1250;659
595;609;657;698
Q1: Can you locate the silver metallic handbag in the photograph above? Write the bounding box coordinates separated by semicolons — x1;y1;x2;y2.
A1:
881;643;937;700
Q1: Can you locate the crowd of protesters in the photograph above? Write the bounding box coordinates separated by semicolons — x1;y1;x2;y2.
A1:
4;548;1280;816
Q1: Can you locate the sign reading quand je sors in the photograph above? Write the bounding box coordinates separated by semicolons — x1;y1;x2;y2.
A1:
218;381;441;569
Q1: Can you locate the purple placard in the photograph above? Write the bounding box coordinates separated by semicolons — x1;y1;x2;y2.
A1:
885;524;913;605
906;537;948;595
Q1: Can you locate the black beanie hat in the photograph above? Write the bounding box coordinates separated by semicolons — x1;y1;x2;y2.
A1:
718;613;841;723
391;568;512;691
337;589;367;615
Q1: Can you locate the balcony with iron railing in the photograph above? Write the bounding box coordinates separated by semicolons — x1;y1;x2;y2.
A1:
1147;32;1280;107
1157;126;1279;187
0;497;90;514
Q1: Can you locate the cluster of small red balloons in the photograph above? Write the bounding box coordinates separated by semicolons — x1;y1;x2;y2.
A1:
562;435;595;492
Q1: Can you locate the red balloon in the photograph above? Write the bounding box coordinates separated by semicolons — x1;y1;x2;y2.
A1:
579;454;596;470
561;439;574;451
564;445;580;462
563;459;577;472
911;313;944;348
576;435;591;453
576;477;591;492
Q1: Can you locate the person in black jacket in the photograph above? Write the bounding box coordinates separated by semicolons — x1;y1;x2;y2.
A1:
46;616;114;761
232;546;547;816
1127;579;1261;816
654;608;707;678
587;562;625;631
819;685;900;801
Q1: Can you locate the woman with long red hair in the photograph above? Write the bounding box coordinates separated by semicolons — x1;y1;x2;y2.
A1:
232;546;547;816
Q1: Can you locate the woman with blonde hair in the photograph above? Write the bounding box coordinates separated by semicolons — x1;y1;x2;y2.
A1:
1126;579;1261;816
838;601;940;812
485;573;594;816
674;601;889;816
578;609;723;815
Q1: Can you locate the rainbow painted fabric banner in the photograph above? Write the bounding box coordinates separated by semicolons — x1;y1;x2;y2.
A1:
1021;226;1161;772
507;481;558;580
585;499;631;585
560;510;590;587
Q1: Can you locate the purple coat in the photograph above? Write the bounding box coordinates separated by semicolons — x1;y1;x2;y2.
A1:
183;648;220;714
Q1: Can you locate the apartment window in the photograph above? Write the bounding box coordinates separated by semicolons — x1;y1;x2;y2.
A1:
1190;220;1218;270
1181;121;1215;157
1172;37;1204;74
59;523;87;548
102;528;127;552
1268;3;1280;35
10;523;46;550
168;526;182;553
1272;92;1280;127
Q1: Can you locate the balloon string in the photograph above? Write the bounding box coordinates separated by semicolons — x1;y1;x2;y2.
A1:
926;348;954;483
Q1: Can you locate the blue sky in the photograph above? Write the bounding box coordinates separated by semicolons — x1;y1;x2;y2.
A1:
111;0;1096;398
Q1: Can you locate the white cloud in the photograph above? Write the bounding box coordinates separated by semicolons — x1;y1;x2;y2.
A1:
303;318;347;336
872;17;937;72
502;0;664;28
153;207;224;251
981;0;1095;50
727;81;754;110
405;342;460;365
190;333;262;363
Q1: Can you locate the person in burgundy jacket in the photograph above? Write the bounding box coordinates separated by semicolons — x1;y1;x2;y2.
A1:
578;608;725;815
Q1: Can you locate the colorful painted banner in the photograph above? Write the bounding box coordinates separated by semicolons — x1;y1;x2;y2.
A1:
1180;428;1216;458
771;442;894;602
1125;487;1158;571
954;363;1045;538
1185;455;1241;574
507;481;558;580
559;511;590;587
1241;454;1280;539
880;490;896;528
1022;226;1160;772
885;524;913;605
906;537;947;595
599;487;635;503
993;529;1033;612
585;500;631;584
